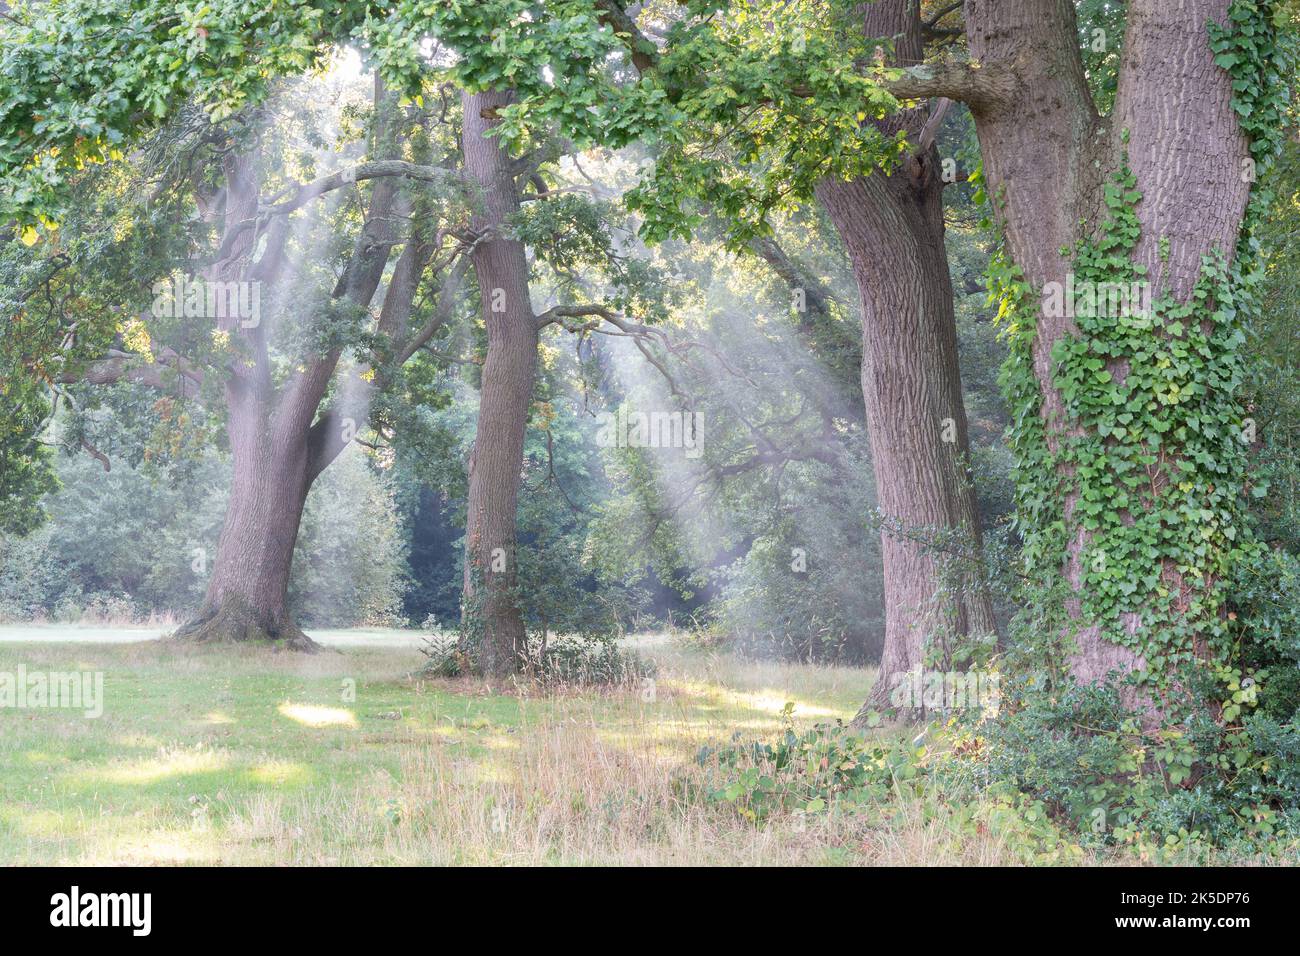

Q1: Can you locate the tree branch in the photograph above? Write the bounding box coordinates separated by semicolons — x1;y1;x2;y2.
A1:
594;0;659;75
67;345;205;395
924;0;964;28
882;61;1016;113
216;160;464;260
915;96;952;155
80;438;110;472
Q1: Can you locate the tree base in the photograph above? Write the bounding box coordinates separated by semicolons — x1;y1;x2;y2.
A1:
172;599;320;653
850;669;926;728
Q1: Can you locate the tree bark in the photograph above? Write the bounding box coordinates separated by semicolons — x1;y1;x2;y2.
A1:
818;0;996;720
170;150;324;649
459;88;539;678
948;0;1253;712
173;375;319;650
175;81;416;649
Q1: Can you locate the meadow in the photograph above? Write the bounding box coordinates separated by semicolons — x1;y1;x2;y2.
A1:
2;628;1292;867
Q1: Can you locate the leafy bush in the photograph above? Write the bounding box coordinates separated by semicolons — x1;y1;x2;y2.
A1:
694;711;916;821
419;627;654;686
984;663;1300;849
692;710;1088;862
532;636;655;686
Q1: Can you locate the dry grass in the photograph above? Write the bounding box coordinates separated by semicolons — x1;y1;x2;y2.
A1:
1;630;1289;866
219;705;1078;866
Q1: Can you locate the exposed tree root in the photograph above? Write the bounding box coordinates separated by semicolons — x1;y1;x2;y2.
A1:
172;599;321;653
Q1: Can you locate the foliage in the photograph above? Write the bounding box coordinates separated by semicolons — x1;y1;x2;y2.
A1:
697;687;1300;855
712;509;883;664
622;0;906;245
576;208;887;662
973;0;1300;845
419;626;654;686
1075;0;1127;112
694;710;1090;862
0;440;226;621
0;414;407;627
695;708;918;821
0;0;364;225
290;447;409;627
0;385;58;536
984;666;1300;850
359;1;911;248
1051;170;1253;683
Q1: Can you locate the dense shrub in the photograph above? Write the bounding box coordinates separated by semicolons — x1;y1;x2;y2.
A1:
0;437;407;627
418;627;654;686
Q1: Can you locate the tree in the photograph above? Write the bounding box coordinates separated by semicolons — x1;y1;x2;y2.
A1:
2;41;471;647
459;0;998;712
883;0;1294;720
811;0;996;714
457;87;539;676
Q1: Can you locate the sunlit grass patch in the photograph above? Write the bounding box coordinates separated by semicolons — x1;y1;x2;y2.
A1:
277;703;357;729
89;745;229;785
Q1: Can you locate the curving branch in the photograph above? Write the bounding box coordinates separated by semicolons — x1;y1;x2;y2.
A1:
216;160;465;260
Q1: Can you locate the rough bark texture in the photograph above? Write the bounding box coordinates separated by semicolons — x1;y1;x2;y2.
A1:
171;151;323;650
818;0;996;720
460;88;539;679
955;0;1251;704
174;381;319;651
176;81;425;650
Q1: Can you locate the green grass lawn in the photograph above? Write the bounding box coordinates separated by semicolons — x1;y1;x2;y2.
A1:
0;628;883;865
6;628;1290;866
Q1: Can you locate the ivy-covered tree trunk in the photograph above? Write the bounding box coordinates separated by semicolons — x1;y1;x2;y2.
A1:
819;0;996;720
893;0;1273;719
459;88;538;679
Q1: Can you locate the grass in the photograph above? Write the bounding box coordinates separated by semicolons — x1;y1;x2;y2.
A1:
0;629;880;864
1;627;1293;866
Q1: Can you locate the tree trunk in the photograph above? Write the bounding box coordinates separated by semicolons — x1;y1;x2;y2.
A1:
459;88;539;679
947;0;1255;715
819;0;996;721
175;81;409;650
173;381;319;650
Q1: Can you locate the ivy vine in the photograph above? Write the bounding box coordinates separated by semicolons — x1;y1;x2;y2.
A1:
990;0;1296;707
